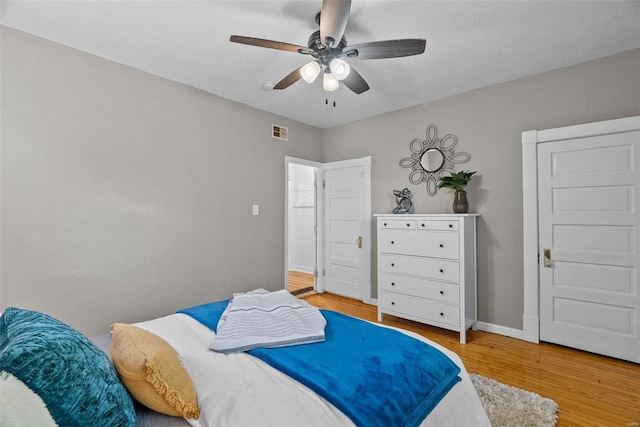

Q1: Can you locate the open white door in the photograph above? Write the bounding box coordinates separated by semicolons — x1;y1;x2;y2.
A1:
321;157;371;303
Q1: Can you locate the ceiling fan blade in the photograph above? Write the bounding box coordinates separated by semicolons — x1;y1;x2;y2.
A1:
230;35;312;54
341;66;369;94
320;0;351;48
273;66;304;90
343;39;426;59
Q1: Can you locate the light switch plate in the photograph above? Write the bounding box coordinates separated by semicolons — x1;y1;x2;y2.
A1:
252;205;259;215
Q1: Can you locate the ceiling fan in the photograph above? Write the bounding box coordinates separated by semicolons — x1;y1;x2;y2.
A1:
230;0;426;94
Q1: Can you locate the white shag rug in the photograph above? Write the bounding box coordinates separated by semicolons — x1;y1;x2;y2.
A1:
470;373;559;427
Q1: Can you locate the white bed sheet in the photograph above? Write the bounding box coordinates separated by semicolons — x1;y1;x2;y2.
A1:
135;313;490;427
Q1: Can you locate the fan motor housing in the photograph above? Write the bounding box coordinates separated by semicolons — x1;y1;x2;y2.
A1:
307;30;348;64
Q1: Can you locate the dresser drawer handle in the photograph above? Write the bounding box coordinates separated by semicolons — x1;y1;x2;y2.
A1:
440;312;444;317
406;223;411;227
448;224;453;228
439;244;444;248
391;282;396;286
439;269;444;273
440;290;444;295
391;301;395;306
383;222;387;226
391;240;395;244
421;223;425;227
391;263;395;267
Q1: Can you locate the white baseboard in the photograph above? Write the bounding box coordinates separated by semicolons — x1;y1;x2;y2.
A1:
289;267;314;274
475;321;525;341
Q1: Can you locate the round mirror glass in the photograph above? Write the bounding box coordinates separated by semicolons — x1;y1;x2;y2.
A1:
420;148;445;173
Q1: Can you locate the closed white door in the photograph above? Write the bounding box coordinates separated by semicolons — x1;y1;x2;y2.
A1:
538;130;639;363
322;158;371;302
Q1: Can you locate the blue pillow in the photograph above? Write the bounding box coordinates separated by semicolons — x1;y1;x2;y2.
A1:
0;307;136;427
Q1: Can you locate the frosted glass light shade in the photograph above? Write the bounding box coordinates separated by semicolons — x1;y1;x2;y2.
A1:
323;72;340;91
300;61;321;83
330;58;351;80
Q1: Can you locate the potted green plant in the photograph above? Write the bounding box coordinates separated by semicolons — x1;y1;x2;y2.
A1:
438;170;476;213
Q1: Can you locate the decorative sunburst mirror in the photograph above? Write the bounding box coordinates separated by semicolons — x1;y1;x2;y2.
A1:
399;124;471;195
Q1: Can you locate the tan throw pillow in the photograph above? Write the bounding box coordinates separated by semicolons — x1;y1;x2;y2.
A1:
110;323;200;419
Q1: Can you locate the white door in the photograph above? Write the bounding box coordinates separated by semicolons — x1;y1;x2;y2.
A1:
538;130;640;362
322;158;371;303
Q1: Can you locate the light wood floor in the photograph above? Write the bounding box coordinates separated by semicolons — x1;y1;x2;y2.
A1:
287;270;315;297
303;293;640;427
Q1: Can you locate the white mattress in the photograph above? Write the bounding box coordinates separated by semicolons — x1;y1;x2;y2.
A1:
135;313;490;427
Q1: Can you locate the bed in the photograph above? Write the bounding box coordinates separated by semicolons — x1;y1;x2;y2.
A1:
0;291;490;427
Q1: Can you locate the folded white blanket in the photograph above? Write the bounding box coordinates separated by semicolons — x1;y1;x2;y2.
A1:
210;289;327;353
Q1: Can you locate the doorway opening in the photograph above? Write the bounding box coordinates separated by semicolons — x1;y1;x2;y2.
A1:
286;159;319;297
285;156;372;303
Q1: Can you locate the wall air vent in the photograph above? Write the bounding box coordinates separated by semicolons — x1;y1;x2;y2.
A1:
272;124;288;141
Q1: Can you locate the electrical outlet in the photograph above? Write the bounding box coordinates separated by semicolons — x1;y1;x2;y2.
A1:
252;205;259;215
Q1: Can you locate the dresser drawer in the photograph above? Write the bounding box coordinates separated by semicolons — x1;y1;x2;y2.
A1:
379;230;459;259
380;291;460;327
379;219;416;230
416;220;460;231
380;273;460;305
380;254;460;282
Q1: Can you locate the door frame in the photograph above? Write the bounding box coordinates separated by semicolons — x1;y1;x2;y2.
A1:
284;156;372;302
521;115;640;344
285;156;323;292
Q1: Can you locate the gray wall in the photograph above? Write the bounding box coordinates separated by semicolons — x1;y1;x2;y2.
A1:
322;48;640;329
2;25;639;336
1;27;323;336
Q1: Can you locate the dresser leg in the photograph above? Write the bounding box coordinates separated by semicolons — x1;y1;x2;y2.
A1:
378;311;383;322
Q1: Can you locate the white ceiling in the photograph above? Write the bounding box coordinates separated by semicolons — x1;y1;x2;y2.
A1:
2;1;639;129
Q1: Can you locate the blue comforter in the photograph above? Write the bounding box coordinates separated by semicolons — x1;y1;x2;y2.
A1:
179;300;461;427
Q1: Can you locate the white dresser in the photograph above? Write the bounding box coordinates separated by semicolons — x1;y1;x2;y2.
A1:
375;214;479;343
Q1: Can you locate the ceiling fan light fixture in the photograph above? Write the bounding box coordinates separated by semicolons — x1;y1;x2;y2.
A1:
230;2;426;96
300;61;321;83
330;58;351;80
323;71;340;91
